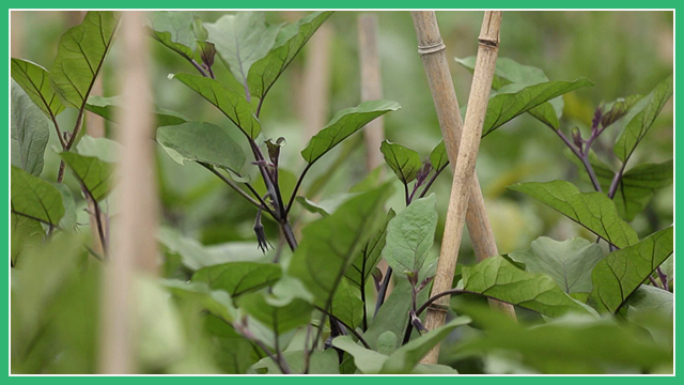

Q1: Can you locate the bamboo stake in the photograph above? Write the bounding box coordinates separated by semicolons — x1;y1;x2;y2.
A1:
411;11;514;364
99;11;158;374
301;24;333;141
358;14;385;173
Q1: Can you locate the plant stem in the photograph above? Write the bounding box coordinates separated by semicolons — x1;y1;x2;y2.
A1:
189;58;209;78
419;164;447;199
285;163;312;215
314;306;371;349
374;267;393;317
201;163;277;219
607;161;627;199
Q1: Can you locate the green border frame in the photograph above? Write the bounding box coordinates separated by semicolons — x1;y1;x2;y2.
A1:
1;2;679;381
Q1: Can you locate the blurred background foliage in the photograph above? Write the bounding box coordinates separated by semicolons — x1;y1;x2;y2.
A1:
10;10;673;374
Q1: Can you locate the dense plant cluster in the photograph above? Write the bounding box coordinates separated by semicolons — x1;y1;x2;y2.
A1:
10;11;673;374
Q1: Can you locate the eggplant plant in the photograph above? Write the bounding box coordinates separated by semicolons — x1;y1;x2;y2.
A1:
10;10;673;375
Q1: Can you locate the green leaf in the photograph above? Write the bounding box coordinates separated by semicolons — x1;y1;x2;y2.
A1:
147;11;196;60
508;237;604;295
333;318;467;375
157;227;267;271
382;195;438;276
380;316;471;374
455;56;564;129
250;350;339;374
614;161;673;221
11;81;49;176
590;227;673;313
172;74;261;138
453;304;672;374
247;11;332;100
59;153;113;202
163;279;236;323
363;259;437;350
11;59;65;118
482;78;593;137
461;255;592;317
156;122;246;171
345;209;395;291
429;140;448;171
509;180;638;248
301;100;401;164
85;95;187;127
380;140;422;184
52;183;77;231
204;12;281;84
288;183;393;306
76;135;120;163
11;166;65;227
191;261;282;298
237;292;312;334
50;11;119;109
330;281;364;331
614;75;673;162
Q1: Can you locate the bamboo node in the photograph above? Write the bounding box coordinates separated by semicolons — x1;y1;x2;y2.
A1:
478;38;499;48
417;42;446;55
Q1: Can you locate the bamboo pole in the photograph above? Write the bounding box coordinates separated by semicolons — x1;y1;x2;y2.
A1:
99;11;158;374
301;24;333;141
358;14;385;173
411;11;514;364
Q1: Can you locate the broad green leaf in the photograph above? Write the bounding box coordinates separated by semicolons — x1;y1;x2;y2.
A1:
566;152;672;221
614;75;673;162
382;195;438;276
52;183;77;231
453;304;671;374
163;279;236;323
623;285;673;347
614;161;673;221
509;180;638;248
60;151;114;202
301;100;401;164
455;56;564;129
345;209;395;291
250;350;339;374
204;12;280;84
191;261;282;298
590;227;673;313
247;11;332;100
156;122;246;171
76;135;119;163
237;292;312;334
429;140;448;171
461;255;591;317
380;140;422;184
363;259;437;350
380;316;471;374
508;237;604;296
157;227;268;270
50;11;119;109
288;183;393;306
11;81;49;176
11;166;65;227
334;318;465;375
11;59;65;118
85;95;187;127
172;74;261;138
330;281;364;331
376;331;398;355
147;11;196;59
483;78;593;137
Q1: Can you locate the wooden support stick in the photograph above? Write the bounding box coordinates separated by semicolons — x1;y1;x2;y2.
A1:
358;14;385;173
99;11;158;374
411;11;514;364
